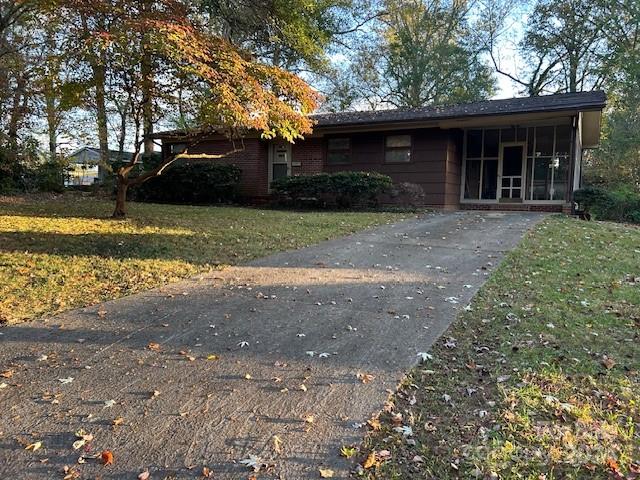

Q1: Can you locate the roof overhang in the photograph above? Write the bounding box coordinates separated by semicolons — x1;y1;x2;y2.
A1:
311;110;585;136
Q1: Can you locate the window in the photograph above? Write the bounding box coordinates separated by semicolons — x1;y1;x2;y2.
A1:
170;143;187;154
385;135;411;163
327;137;351;164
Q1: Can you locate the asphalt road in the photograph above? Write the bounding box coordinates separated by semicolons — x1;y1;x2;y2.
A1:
0;210;544;479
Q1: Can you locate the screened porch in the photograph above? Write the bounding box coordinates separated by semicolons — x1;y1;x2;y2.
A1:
460;123;574;204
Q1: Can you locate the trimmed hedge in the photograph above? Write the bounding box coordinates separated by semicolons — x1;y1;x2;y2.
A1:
271;171;393;208
134;162;242;204
574;186;640;224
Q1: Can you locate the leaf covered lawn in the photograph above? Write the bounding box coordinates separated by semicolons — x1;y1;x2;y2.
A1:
0;194;406;323
360;216;639;479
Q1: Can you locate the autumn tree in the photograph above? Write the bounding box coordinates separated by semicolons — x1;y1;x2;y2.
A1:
52;0;319;217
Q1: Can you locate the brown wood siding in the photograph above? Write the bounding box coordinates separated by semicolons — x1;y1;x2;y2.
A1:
323;128;461;207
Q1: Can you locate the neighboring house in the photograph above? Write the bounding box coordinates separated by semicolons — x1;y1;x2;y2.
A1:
153;91;606;212
65;147;134;186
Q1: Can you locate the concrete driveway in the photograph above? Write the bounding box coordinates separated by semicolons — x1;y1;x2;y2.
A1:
0;211;544;479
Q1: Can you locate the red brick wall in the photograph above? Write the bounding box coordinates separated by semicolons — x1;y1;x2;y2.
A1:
166;137;269;198
292;138;324;175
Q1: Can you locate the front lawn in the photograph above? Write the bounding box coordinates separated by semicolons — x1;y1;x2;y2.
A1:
361;217;639;479
0;194;406;323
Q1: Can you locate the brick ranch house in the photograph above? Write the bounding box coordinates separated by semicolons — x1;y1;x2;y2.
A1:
154;91;606;212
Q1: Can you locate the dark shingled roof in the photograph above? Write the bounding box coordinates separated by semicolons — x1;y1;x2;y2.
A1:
311;91;607;128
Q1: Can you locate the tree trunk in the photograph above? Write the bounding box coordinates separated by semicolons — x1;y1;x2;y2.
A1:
113;177;128;218
141;34;155;155
45;81;57;162
7;73;26;163
93;61;109;167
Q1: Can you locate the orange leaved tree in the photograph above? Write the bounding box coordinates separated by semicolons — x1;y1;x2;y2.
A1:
51;0;320;217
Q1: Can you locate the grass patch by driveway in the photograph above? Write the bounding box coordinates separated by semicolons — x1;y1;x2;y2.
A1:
0;194;406;323
360;216;639;479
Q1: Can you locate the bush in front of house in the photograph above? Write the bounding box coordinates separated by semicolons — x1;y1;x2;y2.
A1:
134;162;242;204
271;171;393;208
574;185;640;223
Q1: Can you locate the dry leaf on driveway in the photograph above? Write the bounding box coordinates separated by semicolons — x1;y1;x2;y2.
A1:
319;467;334;478
25;441;42;452
239;454;262;472
356;372;375;384
101;450;114;465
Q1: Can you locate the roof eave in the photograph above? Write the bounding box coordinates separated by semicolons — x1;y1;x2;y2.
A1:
312;103;607;130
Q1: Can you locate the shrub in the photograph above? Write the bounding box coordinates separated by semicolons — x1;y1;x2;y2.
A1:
271;171;393;208
387;182;426;207
574;185;640;224
134;162;242;204
34;161;65;193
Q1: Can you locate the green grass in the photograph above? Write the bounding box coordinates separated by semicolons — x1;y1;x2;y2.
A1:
0;194;407;323
360;216;639;479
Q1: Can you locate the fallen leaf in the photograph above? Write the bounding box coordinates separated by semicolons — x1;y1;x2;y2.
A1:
1;370;13;378
602;356;616;369
367;418;381;431
112;417;124;426
101;450;114;466
393;425;413;437
63;465;80;480
239;454;262;472
362;452;376;469
147;342;161;352
72;439;86;450
356;372;375;384
340;445;357;458
25;441;42;452
272;435;282;454
319;467;334;478
377;450;391;461
206;354;219;361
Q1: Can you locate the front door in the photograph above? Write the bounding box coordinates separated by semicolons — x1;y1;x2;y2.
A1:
499;143;525;201
269;141;291;188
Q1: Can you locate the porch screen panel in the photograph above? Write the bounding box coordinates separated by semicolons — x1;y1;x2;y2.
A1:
482;160;498;199
527;124;573;201
463;129;498;200
465;160;481;199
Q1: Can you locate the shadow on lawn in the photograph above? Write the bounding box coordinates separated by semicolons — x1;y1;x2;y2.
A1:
0;231;217;263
